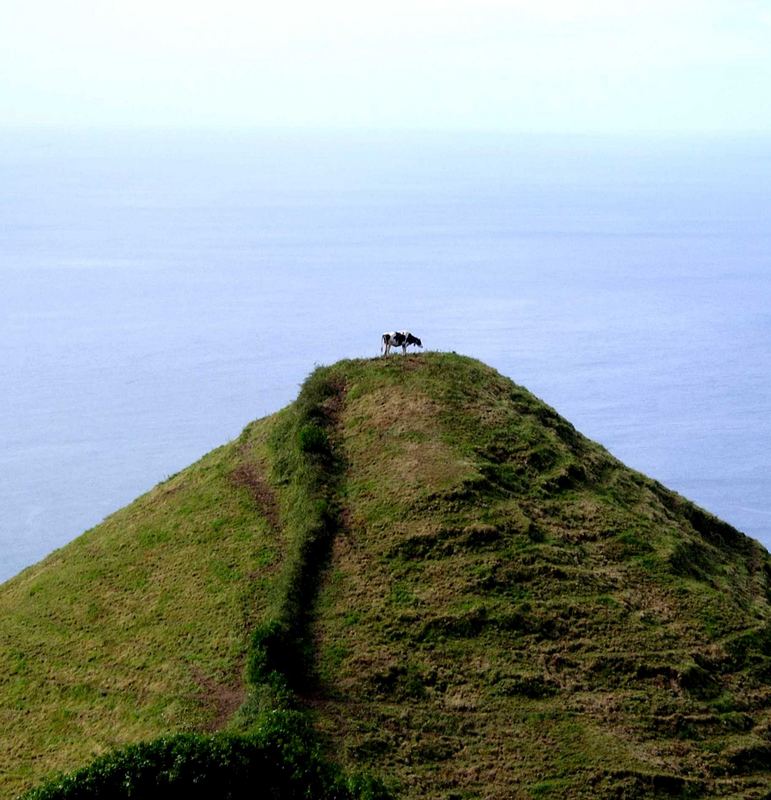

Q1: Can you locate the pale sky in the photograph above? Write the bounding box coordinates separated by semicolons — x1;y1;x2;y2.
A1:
1;0;770;132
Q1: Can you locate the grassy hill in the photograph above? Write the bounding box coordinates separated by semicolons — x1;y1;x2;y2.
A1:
3;353;771;798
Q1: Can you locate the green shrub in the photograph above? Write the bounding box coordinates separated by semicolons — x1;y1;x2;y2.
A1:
298;423;329;455
247;618;294;685
23;713;391;800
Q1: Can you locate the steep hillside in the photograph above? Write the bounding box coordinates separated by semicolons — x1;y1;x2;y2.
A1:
309;355;771;798
3;354;771;799
0;417;283;796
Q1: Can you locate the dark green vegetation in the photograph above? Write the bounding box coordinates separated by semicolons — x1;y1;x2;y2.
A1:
3;353;771;798
22;714;384;800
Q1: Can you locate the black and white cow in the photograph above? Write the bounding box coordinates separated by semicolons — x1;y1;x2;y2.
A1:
381;331;423;356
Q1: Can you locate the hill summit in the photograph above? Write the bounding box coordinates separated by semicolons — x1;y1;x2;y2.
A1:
3;353;771;799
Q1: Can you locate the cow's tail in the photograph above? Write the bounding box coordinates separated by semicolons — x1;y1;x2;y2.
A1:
380;334;386;355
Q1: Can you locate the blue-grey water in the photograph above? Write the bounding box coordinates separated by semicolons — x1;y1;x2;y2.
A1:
1;130;770;583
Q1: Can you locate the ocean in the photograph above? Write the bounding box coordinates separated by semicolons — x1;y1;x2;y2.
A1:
1;129;769;583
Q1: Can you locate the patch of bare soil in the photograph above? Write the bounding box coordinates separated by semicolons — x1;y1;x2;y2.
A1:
192;667;247;732
230;462;280;531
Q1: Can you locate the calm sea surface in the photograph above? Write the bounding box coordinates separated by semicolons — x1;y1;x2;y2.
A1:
1;130;770;582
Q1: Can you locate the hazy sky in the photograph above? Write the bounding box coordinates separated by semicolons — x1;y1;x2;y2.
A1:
2;0;770;132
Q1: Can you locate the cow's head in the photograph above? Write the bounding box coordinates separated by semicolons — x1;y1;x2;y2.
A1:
408;335;423;348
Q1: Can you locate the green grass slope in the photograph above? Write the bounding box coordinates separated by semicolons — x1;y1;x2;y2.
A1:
308;354;771;798
3;353;771;799
0;418;282;797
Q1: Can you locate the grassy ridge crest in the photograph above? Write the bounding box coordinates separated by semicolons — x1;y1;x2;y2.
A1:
242;366;348;714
